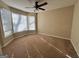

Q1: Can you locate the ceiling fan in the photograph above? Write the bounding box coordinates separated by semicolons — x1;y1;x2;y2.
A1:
26;0;48;11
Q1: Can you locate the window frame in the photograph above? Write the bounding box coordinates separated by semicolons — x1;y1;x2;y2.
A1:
0;8;36;39
0;8;13;38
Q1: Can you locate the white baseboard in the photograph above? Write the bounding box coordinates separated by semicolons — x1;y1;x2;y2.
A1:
2;34;27;48
71;39;79;56
2;32;70;48
39;33;70;40
2;33;36;48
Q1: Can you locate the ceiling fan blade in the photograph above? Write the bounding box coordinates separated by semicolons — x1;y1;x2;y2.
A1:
38;2;48;7
39;8;45;11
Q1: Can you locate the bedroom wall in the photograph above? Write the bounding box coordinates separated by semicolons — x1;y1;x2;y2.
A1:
38;6;74;39
71;0;79;56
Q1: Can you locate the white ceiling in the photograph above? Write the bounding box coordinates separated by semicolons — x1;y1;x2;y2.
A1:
1;0;77;13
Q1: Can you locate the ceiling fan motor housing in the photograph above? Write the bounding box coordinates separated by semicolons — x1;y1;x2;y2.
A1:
35;1;39;10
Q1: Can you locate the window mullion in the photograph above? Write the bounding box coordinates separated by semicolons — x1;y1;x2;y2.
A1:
11;13;14;34
27;16;29;31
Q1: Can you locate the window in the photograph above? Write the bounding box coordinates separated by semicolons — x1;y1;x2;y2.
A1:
28;16;36;30
12;13;36;32
12;13;28;32
0;9;36;38
1;8;12;38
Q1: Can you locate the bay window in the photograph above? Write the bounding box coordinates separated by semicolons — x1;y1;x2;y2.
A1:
0;8;36;38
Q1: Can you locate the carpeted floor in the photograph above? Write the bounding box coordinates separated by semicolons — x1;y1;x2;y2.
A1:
2;34;78;58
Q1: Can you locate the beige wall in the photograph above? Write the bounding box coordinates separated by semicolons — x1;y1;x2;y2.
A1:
71;0;79;56
38;6;74;39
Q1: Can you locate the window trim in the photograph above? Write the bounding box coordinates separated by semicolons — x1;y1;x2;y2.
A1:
0;8;37;39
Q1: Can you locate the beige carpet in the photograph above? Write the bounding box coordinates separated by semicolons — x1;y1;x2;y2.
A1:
2;34;78;58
